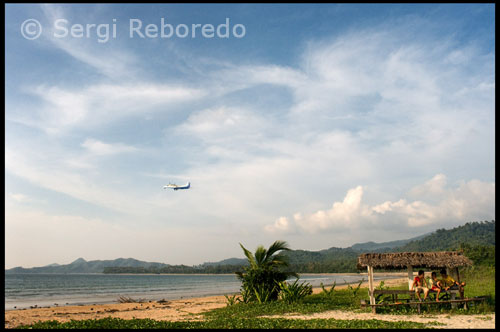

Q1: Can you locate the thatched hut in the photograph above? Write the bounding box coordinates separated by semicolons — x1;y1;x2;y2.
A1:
357;251;472;306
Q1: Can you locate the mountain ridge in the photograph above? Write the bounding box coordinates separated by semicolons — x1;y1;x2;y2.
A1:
6;220;494;274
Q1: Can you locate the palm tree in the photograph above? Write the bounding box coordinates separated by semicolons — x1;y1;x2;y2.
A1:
236;240;298;303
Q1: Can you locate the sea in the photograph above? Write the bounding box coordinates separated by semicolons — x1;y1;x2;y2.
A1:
5;273;398;310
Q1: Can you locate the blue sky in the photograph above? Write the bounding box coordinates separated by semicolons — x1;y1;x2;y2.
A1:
5;4;495;268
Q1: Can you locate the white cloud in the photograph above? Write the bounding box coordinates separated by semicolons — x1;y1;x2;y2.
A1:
265;175;495;234
176;106;269;141
264;216;292;233
9;193;30;203
40;4;138;79
5;147;145;216
81;138;137;156
408;174;447;199
23;83;206;134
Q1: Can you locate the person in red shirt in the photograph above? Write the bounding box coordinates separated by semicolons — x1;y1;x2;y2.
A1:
429;271;442;301
410;270;429;301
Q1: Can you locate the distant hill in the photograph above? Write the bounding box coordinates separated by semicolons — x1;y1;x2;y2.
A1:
350;233;430;252
5;257;170;274
396;220;495;252
6;220;494;274
201;257;248;266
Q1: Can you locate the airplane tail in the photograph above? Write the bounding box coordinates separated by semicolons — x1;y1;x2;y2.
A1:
186;182;190;188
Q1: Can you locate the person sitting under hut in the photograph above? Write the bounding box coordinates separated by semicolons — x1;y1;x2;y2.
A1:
410;269;429;301
428;271;442;301
440;269;466;298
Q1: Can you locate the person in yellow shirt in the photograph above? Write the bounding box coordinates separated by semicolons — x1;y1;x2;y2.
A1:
440;269;466;298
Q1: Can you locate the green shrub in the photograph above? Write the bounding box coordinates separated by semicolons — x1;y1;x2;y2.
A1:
278;278;313;303
320;281;336;296
224;294;238;306
236;241;297;303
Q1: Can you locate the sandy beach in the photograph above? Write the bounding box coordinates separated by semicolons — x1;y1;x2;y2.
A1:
4;275;494;329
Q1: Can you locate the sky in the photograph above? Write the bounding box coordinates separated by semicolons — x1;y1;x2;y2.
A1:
5;4;495;268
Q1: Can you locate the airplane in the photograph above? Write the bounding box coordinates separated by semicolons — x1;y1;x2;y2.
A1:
163;182;191;191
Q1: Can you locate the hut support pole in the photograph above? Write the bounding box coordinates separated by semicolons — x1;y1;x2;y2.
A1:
407;265;413;290
367;265;375;313
408;266;416;305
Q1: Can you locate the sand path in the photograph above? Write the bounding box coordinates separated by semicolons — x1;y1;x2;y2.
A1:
264;311;495;329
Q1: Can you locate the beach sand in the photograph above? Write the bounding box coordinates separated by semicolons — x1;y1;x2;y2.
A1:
4;274;494;329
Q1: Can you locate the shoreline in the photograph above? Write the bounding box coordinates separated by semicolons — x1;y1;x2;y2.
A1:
5;271;407;276
5;272;405;311
5;275;407;329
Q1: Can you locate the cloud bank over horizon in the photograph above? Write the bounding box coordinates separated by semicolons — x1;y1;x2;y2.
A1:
265;174;495;234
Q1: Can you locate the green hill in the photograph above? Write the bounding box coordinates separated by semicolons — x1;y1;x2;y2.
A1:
6;257;170;274
396;220;495;252
350;233;430;252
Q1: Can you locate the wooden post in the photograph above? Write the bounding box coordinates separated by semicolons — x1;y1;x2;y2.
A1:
408;266;416;307
367;265;375;313
407;265;413;290
450;291;457;308
455;267;464;300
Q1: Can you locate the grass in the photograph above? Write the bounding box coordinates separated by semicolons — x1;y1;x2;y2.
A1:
204;287;370;321
17;317;439;329
461;265;495;304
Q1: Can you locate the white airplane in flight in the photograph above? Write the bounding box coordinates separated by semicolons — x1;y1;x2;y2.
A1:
163;182;191;191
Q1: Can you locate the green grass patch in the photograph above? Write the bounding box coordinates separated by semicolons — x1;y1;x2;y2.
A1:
206;287;370;320
17;317;438;329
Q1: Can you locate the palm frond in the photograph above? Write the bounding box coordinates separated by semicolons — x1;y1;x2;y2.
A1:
254;246;267;266
270;253;289;265
265;240;291;261
239;243;257;268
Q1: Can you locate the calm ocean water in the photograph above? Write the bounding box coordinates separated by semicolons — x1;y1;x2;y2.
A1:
5;273;396;310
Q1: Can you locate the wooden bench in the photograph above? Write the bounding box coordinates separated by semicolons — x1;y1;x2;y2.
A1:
361;297;486;314
367;289;466;314
373;289;415;303
373;289;460;303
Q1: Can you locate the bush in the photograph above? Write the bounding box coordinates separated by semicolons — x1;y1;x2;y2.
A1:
236;241;297;303
320;281;336;296
278;278;313;303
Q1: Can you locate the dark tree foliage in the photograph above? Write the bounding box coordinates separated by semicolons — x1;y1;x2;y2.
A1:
396;220;495;252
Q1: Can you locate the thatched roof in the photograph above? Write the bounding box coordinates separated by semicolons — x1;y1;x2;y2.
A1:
357;251;473;270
